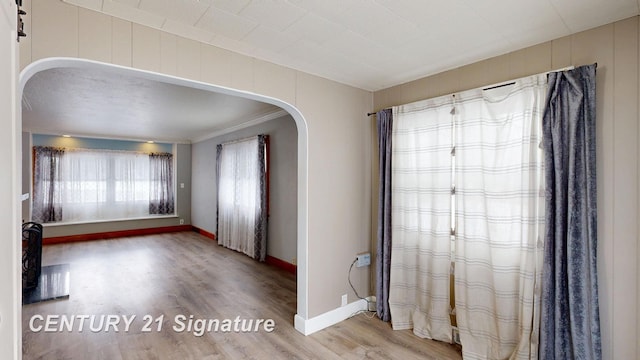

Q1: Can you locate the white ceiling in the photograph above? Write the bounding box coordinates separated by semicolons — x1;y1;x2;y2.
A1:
62;0;640;91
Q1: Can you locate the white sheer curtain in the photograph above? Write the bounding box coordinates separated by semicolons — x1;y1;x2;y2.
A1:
216;136;267;261
454;74;547;359
59;149;150;222
389;73;547;358
389;95;454;342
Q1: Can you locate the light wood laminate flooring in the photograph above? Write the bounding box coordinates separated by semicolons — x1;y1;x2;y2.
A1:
22;231;462;359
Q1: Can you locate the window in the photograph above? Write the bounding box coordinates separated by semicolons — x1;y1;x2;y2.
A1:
216;135;269;261
32;147;174;224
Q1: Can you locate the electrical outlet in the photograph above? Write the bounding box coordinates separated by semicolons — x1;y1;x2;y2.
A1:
368;299;377;312
356;253;371;267
341;294;348;307
179;219;184;225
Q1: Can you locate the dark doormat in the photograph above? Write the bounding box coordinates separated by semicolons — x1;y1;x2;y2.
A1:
23;264;70;305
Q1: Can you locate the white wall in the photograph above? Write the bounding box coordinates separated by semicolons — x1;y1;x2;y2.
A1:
19;0;373;322
374;16;640;360
191;115;298;264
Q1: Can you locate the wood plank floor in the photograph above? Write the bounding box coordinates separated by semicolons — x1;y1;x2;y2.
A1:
22;231;462;359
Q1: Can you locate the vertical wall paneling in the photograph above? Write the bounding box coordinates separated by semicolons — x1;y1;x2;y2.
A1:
395;78;429;108
160;32;177;77
78;8;111;63
522;42;552;76
550;35;572;70
31;0;78;61
176;37;201;81
459;59;492;92
483;52;511;84
132;23;161;73
200;44;233;88
229;53;254;92
111;17;132;67
612;17;638;360
254;59;297;106
507;47;529;78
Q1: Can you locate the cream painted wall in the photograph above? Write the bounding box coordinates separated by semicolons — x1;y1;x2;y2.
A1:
373;16;640;360
19;0;373;320
0;1;21;359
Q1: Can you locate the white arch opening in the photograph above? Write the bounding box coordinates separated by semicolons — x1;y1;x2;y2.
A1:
18;57;310;330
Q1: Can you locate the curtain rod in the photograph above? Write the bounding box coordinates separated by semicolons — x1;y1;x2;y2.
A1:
479;65;576;92
222;136;256;145
365;63;595;117
220;134;266;146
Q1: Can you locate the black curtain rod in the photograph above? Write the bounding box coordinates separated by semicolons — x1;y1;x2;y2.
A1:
483;81;516;91
367;109;390;117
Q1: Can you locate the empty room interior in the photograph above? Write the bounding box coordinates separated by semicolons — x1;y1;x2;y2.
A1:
2;0;640;359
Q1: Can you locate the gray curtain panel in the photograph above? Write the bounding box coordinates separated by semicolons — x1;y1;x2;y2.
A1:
216;143;223;240
149;152;175;215
376;109;393;322
32;146;65;223
254;134;268;262
540;64;601;360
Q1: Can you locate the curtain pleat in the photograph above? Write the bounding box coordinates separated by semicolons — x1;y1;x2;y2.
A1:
389;95;454;342
376;108;393;322
454;74;547;360
255;135;268;262
540;64;601;360
32;146;65;223
149;152;175;215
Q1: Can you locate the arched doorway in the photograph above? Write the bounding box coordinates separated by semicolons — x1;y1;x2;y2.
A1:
18;57;310;337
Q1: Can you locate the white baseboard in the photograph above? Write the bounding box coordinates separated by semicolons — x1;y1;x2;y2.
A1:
294;298;369;335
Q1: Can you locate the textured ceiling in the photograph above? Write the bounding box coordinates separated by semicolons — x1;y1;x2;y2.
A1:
62;0;640;91
22;65;283;143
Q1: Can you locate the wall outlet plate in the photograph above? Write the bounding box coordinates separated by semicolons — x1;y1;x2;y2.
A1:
368;300;377;312
356;253;371;267
341;294;348;307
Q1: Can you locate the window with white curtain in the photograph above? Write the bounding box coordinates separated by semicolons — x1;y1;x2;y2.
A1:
32;147;175;224
388;74;548;359
216;135;269;261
